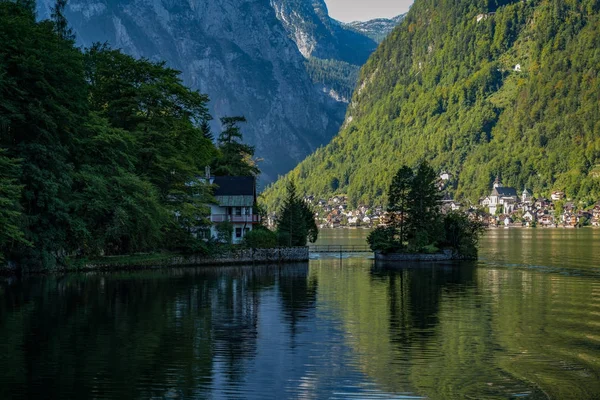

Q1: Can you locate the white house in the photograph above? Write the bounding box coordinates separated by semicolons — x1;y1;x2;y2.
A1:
523;210;535;222
209;176;259;244
450;201;462;211
348;216;360;226
440;171;452;181
480;196;491;207
551;191;565;201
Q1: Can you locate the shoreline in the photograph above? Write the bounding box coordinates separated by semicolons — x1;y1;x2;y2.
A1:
319;225;599;230
0;247;309;276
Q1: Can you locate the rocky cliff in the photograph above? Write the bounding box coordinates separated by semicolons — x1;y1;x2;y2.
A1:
271;0;377;64
37;0;377;184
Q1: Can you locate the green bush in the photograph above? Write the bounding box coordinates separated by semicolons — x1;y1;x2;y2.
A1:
216;221;234;244
367;226;400;253
242;228;277;249
439;212;486;258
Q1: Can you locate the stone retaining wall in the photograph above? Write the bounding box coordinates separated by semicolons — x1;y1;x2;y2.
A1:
82;247;309;271
0;247;309;274
375;249;473;262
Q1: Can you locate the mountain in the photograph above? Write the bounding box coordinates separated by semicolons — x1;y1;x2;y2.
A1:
344;14;406;43
272;0;378;64
272;0;400;104
35;0;386;185
263;0;600;209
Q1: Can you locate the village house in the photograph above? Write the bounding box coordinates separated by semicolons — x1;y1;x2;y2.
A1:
209;176;259;244
347;216;360;227
539;214;555;227
523;210;535;223
551;191;565;201
522;189;533;204
440;171;452;181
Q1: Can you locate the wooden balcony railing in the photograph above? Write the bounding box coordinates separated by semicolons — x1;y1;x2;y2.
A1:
210;214;260;223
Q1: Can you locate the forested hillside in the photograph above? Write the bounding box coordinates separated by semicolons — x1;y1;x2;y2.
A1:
305;58;360;102
263;0;600;210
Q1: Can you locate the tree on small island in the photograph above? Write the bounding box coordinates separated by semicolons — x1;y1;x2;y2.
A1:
368;163;486;258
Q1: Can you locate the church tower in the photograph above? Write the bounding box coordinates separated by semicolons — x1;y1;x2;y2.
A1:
493;175;503;189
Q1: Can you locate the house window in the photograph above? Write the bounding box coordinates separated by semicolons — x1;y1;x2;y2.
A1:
235;227;242;238
235;207;242;216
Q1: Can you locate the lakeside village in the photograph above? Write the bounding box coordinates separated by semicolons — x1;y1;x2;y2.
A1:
278;174;600;230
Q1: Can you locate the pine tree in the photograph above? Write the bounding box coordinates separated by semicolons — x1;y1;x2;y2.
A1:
276;181;318;246
387;165;413;247
213;116;260;177
407;162;443;249
200;119;214;142
51;0;74;41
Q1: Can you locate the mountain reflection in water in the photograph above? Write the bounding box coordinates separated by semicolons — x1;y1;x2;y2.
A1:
1;229;600;399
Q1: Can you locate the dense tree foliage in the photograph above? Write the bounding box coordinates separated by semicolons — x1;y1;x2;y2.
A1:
0;150;27;261
213;116;259;177
264;0;600;210
305;57;360;101
0;1;254;269
368;163;485;256
276;181;318;247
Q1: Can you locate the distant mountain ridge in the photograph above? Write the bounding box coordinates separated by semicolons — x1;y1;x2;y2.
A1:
271;0;378;65
35;0;400;185
344;14;406;43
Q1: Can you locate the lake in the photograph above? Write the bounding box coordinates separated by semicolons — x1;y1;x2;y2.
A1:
1;228;600;399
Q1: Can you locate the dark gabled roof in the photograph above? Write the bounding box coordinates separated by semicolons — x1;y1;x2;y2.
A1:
212;176;256;207
213;176;255;197
491;186;517;197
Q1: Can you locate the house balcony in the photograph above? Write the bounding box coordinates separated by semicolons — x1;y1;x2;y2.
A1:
210;214;261;224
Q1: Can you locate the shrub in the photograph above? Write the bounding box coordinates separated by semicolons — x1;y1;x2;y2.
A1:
216;221;234;244
440;212;486;258
367;226;400;253
242;228;277;248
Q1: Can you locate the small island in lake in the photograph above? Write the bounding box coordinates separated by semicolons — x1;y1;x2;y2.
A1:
368;163;486;261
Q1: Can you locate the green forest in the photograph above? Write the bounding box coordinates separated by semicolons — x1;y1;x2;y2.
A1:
263;0;600;211
0;0;255;269
305;57;360;101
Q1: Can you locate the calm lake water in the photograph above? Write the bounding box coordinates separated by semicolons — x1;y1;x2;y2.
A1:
1;228;600;399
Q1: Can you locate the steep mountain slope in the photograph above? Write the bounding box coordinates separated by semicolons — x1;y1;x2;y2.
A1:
35;0;358;184
272;0;400;103
272;0;377;64
272;0;398;103
344;14;406;43
264;0;600;209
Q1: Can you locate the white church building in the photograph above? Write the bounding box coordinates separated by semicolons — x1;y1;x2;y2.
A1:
481;176;518;214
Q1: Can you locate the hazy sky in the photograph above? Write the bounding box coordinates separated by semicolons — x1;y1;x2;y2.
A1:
324;0;413;22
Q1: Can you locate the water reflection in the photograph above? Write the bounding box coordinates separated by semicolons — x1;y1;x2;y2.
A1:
1;230;600;399
371;261;477;334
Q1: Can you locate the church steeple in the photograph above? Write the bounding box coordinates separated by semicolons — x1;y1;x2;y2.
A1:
493;175;502;189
